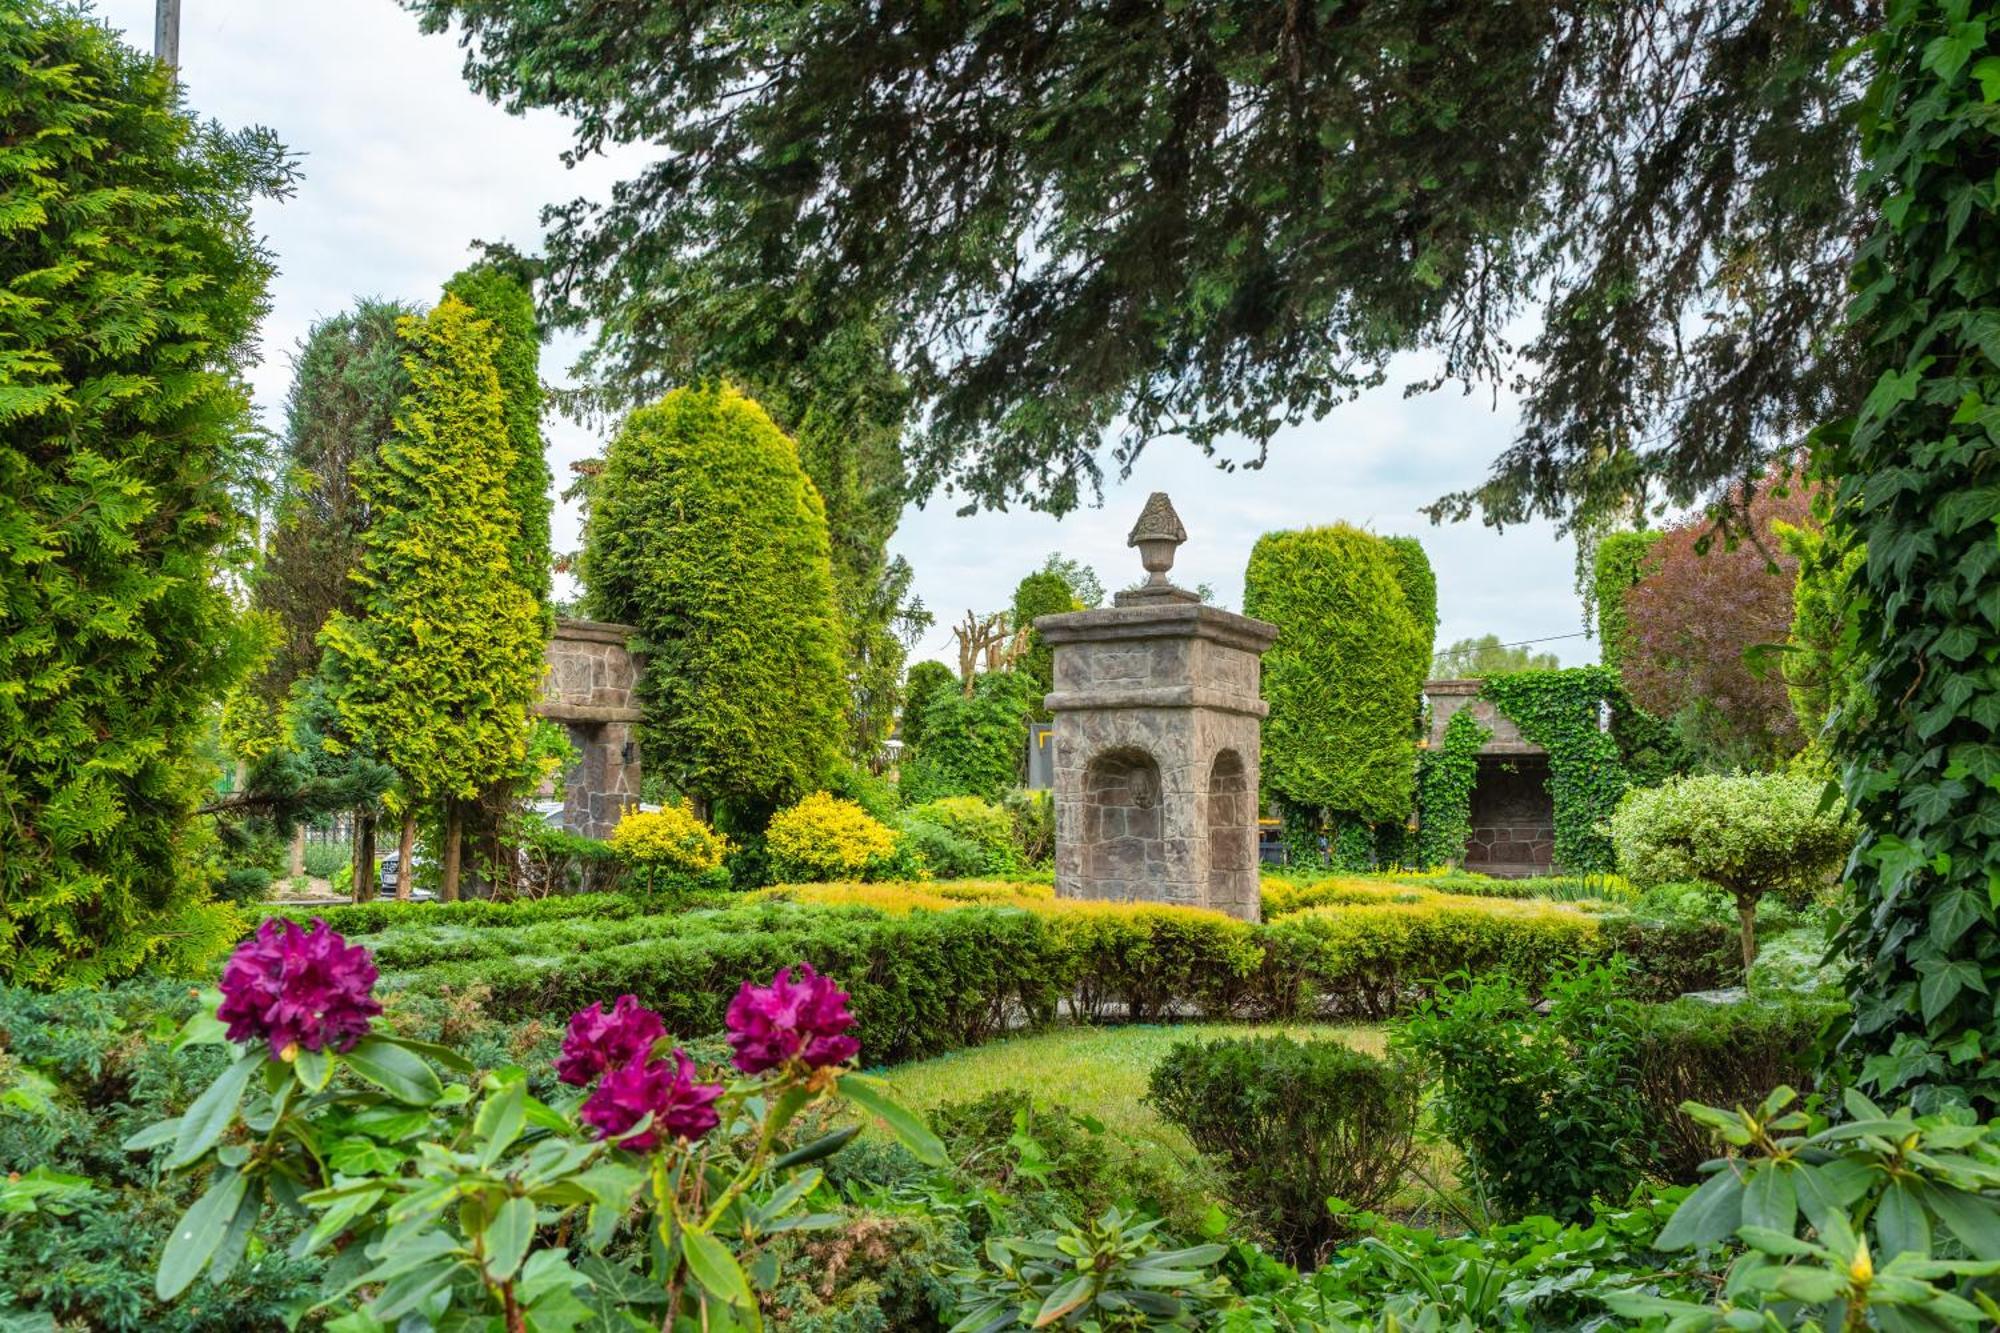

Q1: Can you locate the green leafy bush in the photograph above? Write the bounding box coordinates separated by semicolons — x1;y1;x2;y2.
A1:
301;842;349;879
896;819;990;880
1612;769;1855;974
944;1206;1230;1332
1001;789;1055;867
1244;525;1430;830
0;3;293;985
902;796;1018;877
1148;1035;1420;1264
1396;962;1649;1222
1634;995;1842;1181
899;671;1038;804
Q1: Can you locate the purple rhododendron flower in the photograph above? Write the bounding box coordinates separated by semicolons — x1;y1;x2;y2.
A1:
725;963;860;1075
580;1049;723;1150
557;994;667;1086
216;918;382;1060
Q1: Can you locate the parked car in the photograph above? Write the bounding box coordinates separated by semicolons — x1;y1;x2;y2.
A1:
376;849;434;901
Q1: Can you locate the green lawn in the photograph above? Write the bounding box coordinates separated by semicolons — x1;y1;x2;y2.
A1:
875;1021;1383;1150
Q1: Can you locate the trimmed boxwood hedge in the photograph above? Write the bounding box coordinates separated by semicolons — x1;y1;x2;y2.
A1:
357;891;1735;1064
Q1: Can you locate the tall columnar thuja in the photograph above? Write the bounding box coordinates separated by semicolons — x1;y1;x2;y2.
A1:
320;298;545;902
581;384;848;821
0;5;293;984
1825;2;2000;1112
1244;526;1431;869
443;259;556;893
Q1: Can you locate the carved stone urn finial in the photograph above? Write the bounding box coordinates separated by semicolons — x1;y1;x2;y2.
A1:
1127;492;1188;588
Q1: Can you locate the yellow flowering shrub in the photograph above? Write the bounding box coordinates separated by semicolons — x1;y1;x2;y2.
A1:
610;803;730;874
765;791;902;882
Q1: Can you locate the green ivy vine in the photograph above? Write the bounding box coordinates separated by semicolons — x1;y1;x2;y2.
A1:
1479;668;1630;875
1416;708;1491;869
1823;2;2000;1113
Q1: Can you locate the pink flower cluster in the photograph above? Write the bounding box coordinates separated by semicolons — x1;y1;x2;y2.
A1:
556;995;665;1086
560;993;722;1150
218;918;382;1060
725;963;859;1074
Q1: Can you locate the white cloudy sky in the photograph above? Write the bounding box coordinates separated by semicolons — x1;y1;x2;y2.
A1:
97;0;1593;669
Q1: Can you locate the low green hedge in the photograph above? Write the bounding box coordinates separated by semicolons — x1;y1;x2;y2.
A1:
369;896;1737;1065
1636;995;1845;1180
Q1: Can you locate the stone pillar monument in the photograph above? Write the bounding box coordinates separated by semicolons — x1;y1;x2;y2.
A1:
1034;494;1278;921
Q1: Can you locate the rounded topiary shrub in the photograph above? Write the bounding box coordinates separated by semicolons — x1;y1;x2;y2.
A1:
766;792;903;883
609;804;732;893
1612;770;1854;974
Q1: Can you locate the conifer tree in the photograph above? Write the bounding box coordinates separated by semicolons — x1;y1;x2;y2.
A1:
581;384;847;820
0;5;293;984
320;298;544;901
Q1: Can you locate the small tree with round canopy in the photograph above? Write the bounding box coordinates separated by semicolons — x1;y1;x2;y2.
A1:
1611;771;1854;977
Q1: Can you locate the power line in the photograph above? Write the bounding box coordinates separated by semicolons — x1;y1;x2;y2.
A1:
1432;630;1591;663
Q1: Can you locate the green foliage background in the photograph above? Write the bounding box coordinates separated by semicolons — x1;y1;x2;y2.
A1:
1383;535;1439;664
0;6;290;984
581;384;847;814
1591;531;1660;672
1243;525;1429;825
443;259;554;616
320;298;545;810
1824;1;2000;1112
900;671;1039;804
254;300;414;705
1010;569;1079;712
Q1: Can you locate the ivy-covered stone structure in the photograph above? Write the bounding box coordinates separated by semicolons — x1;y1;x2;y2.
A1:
1038;495;1277;921
1421;668;1629;877
1423;680;1556;877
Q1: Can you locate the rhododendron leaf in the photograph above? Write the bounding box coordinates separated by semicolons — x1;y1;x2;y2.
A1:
1654;1169;1744;1252
773;1124;861;1171
1034;1274;1096;1327
475;1079;527;1166
682;1228;756;1320
172;998;229;1053
207;1176;264;1286
378;1034;476;1073
293;1047;333;1092
170;1051;258;1168
345;1037;443;1106
838;1074;946;1167
156;1168;247;1300
123;1116;182;1151
482;1196;535;1283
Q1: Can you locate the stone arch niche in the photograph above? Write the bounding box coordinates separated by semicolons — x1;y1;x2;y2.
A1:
1081;747;1166;894
1037;494;1277;922
1205;749;1257;918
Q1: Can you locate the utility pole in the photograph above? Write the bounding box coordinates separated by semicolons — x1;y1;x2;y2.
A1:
154;0;180;77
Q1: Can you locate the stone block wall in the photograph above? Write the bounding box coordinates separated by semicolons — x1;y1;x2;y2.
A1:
1041;602;1275;921
537;618;645;840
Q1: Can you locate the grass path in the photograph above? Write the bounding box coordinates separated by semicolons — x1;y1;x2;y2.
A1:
875;1022;1383;1151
